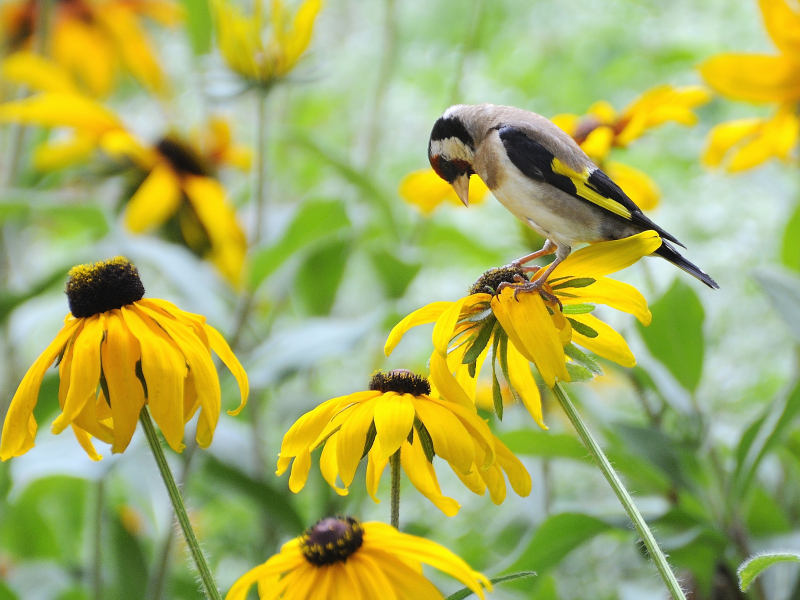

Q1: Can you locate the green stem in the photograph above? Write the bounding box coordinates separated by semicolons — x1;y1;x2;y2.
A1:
551;383;687;600
390;451;401;529
139;409;222;600
252;86;270;247
93;476;104;600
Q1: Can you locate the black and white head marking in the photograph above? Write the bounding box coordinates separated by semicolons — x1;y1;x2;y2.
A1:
428;110;475;183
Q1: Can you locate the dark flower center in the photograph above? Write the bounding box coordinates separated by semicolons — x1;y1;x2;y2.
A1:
156;137;209;177
369;369;431;396
301;517;364;566
65;257;145;318
469;266;526;296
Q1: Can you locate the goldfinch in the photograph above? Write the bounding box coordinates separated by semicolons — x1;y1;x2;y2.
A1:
428;104;718;291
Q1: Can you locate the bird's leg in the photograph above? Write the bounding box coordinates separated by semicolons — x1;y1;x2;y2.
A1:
505;239;556;268
497;245;570;307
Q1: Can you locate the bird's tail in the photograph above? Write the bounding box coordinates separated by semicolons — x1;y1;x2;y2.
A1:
654;240;719;289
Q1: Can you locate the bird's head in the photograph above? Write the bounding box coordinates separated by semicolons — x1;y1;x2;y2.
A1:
428;109;476;207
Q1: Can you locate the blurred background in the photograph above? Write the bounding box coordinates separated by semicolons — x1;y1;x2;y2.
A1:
1;0;800;598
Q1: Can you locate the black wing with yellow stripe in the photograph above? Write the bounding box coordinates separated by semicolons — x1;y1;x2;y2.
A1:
498;126;683;247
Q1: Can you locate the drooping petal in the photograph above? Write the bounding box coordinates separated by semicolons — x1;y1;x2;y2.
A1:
52;316;104;435
289;447;312;493
398;169;489;214
1;51;78;94
559;277;652;325
548;230;662;280
412;397;475;474
760;0;800;60
570;313;636;367
605;161;660;212
703;118;763;168
432;296;474;356
102;310;145;453
550;113;580;136
366;451;389;503
0;317;81;460
120;306;186;452
384;301;453;356
319;433;348;496
728;106;800;172
70;424;102;461
33;135;97;171
223;546;306;600
336;396;380;486
52;19;116;96
699;53;800;103
124;163;182;233
429;351;478;410
580;125;614;161
280;0;322;73
373;393;416;460
399;441;460;516
426;396;496;468
505;341;546;429
368;550;445;600
0;93;122;132
491;288;567;387
495;436;532;497
472;442;506;504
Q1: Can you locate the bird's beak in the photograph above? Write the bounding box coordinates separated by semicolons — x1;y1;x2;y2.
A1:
452;174;470;207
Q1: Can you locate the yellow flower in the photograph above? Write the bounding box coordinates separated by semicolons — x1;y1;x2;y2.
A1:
0;258;248;461
226;516;491;600
1;0;181;96
213;0;322;87
385;232;660;426
700;0;800;171
552;85;710;210
398;168;490;215
276;370;530;516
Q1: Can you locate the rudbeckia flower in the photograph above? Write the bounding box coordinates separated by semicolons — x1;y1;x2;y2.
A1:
226;516;491;600
213;0;322;88
0;257;248;461
0;0;181;96
385;231;660;426
398;168;490;215
552;85;710;210
699;0;800;171
276;370;531;516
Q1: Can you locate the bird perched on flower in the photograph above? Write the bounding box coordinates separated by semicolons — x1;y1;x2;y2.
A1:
427;104;718;294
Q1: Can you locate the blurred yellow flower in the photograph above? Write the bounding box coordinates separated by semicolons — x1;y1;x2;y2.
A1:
700;0;800;171
385;231;659;425
276;369;530;516
552;85;710;210
0;257;248;461
0;0;181;96
398;168;490;215
213;0;322;87
225;516;491;600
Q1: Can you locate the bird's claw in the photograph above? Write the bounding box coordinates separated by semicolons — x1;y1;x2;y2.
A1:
496;278;563;310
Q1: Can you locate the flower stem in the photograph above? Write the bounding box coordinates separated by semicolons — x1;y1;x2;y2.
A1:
252;86;270;247
93;476;104;600
139;409;222;600
551;383;687;600
390;450;401;529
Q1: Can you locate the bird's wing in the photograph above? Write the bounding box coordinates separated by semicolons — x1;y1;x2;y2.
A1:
498;126;683;247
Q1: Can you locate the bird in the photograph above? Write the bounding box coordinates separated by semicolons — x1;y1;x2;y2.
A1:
427;103;718;294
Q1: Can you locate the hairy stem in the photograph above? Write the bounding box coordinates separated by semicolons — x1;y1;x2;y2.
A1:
551;383;687;600
139;409;221;600
390;450;401;529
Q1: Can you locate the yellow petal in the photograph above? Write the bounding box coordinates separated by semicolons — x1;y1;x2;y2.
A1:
605;161;660;211
366;451;388;503
560;277;651;325
2;51;78;94
400;441;460;516
550;113;580;136
0;318;82;460
224;545;306;600
71;424;103;461
587;100;617;123
426;396;496;469
120;306;186;452
703;118;763;168
398;169;489;215
571;313;635;367
385;301;453;356
319;433;348;496
33;135;97;171
432;296;473;356
0;93;122;132
203;323;249;415
491;288;567;387
760;0;800;60
580;126;614;161
279;0;322;74
336;396;379;486
472;442;506;504
494;436;532;497
549;230;662;280
289;447;312;493
412;397;475;474
505;342;546;429
124;163;182;233
102;311;145;453
699;53;800;103
728;106;800;172
277;395;351;458
52;316;104;435
52;19;116;97
373;393;416;460
429;351;478;410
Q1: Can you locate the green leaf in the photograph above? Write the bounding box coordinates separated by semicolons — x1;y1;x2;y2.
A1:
491;329;503;420
369;249;422;299
362;421;377;458
564;343;602;375
561;303;595;314
755;268;800;343
445;572;537;600
782;199;800;272
296;238;350;315
566;363;594;382
637;278;705;391
462;317;495;364
614;424;689;489
249;199;350;290
746;486;792;536
414;418;435;462
550;277;595;290
181;0;212;55
500;429;591;463
567;317;598;338
110;510;148;600
738;552;800;592
504;513;612;574
0;581;19;600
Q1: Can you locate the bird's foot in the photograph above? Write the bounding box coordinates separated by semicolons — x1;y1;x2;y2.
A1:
496;275;562;309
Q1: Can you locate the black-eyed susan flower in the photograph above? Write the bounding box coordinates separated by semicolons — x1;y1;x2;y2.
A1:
1;0;180;96
276;369;530;516
0;257;248;461
699;0;800;171
398;168;490;215
552;85;710;210
213;0;322;88
386;231;660;426
225;516;491;600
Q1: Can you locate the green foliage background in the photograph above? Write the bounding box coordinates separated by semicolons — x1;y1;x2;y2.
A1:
2;0;800;599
